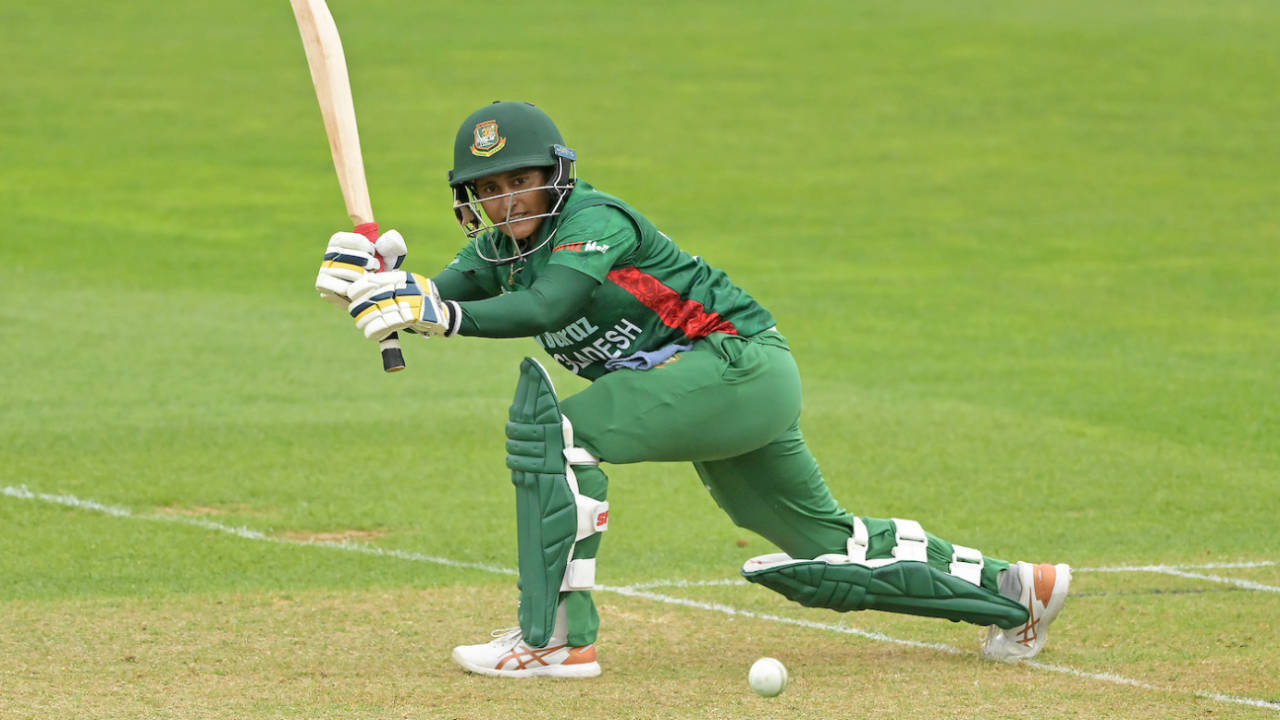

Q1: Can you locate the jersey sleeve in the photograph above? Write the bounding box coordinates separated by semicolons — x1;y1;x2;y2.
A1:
441;236;502;297
546;205;639;282
431;265;493;302
454;263;599;338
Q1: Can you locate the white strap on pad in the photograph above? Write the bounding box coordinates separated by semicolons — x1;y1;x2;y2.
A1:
838;518;985;586
890;518;929;562
559;417;606;591
948;544;985;586
560;558;596;591
575;495;609;541
563;447;599;466
847;517;870;562
561;417;607;541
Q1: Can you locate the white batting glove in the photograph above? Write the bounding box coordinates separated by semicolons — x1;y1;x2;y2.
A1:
316;229;408;307
347;271;462;340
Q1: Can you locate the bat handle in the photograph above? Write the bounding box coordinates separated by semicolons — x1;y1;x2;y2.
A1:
354;221;406;373
379;336;405;373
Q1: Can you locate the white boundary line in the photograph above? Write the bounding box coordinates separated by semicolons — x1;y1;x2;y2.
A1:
5;485;1278;713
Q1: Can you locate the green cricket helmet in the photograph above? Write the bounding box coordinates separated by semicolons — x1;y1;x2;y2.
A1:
448;101;577;263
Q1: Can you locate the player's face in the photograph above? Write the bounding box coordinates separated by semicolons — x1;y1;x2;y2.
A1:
473;167;551;240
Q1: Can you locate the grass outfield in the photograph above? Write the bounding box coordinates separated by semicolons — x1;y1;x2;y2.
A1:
2;0;1278;717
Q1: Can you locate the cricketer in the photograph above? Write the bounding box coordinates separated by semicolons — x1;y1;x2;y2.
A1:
315;101;1071;678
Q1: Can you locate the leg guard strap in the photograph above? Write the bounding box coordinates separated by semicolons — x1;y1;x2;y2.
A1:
891;518;929;562
949;544;985;586
562;417;609;543
848;517;986;586
848;517;933;565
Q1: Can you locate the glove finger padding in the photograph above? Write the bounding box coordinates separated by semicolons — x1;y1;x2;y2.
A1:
317;229;410;306
348;271;456;340
317;231;379;302
373;229;408;271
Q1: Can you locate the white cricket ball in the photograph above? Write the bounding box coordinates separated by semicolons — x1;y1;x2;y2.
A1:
748;657;788;697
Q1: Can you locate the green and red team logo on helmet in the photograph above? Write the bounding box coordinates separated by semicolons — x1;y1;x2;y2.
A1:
449;102;579;262
471;120;506;157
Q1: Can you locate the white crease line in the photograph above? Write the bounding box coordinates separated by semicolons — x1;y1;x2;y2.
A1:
601;585;961;654
5;484;1278;714
1;485;516;578
1077;562;1277;571
3;485;133;517
1164;561;1274;570
1025;661;1280;711
1077;564;1280;593
625;578;747;591
1142;568;1280;593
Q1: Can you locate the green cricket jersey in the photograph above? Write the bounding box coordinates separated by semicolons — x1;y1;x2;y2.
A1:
439;180;776;380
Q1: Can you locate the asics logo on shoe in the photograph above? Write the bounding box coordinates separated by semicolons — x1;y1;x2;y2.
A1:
1016;606;1039;646
496;643;597;671
498;643;565;670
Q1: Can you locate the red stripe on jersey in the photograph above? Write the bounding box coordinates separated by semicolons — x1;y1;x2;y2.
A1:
607;267;738;338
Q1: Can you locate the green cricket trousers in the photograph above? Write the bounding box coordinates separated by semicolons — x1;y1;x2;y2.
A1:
555;329;1010;645
563;329;853;558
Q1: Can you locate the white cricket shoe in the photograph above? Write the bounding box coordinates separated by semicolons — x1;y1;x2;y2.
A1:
451;627;601;678
981;562;1071;663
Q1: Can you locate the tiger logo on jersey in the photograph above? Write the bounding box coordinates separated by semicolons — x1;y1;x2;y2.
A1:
471;120;506;157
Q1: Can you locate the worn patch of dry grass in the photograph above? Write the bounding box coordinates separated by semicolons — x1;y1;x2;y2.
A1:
4;583;1277;720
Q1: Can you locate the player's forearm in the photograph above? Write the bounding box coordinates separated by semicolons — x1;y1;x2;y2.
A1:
431;266;492;302
454;264;598;338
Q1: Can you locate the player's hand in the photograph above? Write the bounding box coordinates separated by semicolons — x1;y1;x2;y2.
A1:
347;271;460;340
315;229;408;307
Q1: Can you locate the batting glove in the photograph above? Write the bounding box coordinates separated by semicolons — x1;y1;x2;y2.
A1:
347;271;461;340
316;229;408;307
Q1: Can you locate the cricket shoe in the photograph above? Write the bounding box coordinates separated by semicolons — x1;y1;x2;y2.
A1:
981;562;1071;663
451;627;601;678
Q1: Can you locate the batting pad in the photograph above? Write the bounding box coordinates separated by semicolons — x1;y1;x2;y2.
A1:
741;553;1029;629
506;357;608;648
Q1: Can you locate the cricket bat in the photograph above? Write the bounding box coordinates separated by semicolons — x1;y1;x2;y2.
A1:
290;0;405;373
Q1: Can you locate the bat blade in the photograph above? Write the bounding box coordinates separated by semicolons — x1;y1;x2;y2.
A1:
291;0;404;372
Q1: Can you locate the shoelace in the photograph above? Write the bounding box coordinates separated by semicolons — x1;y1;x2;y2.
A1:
488;627;524;648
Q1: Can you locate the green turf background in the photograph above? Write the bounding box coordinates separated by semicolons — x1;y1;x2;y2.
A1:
1;0;1276;601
